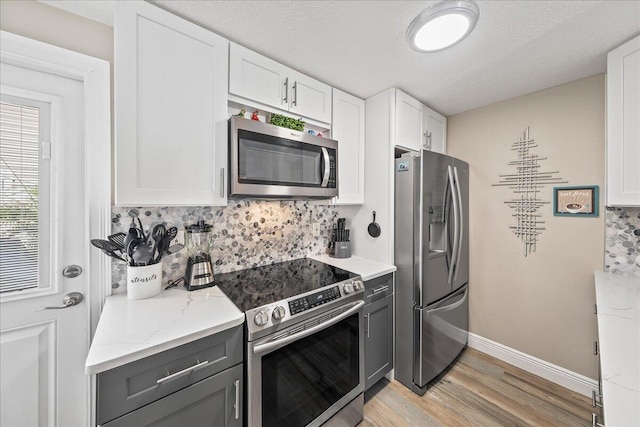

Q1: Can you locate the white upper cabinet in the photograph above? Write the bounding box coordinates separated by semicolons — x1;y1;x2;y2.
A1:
332;89;365;205
423;105;447;154
229;42;332;125
395;90;424;152
607;35;640;206
115;1;229;206
395;89;446;154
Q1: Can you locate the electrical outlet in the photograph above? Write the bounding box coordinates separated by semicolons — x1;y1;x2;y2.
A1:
171;230;185;247
312;224;321;237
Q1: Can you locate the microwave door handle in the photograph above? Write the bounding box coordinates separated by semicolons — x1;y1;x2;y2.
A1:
321;147;330;187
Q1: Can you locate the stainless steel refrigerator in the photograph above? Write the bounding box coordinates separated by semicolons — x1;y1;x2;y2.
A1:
394;151;469;396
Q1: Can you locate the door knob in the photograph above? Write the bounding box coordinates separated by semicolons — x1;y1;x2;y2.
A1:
38;292;84;311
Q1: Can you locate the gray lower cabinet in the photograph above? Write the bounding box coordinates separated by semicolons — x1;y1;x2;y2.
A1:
103;364;242;427
364;273;394;391
97;325;243;426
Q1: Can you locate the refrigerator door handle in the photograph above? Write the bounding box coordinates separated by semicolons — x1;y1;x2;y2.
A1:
447;165;460;286
453;166;464;282
427;287;468;315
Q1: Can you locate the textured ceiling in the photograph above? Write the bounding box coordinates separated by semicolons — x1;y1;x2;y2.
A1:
41;0;640;116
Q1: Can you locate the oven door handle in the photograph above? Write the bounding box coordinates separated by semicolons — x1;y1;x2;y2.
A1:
253;300;364;355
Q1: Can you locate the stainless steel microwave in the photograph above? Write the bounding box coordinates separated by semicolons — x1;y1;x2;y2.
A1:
228;116;338;199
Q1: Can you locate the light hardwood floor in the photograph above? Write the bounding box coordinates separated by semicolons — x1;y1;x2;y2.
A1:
361;347;598;426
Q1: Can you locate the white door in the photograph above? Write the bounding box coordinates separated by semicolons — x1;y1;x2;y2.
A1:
423;105;447;154
395;89;424;152
115;1;229;206
0;63;90;426
229;41;289;111
288;70;332;124
332;88;365;205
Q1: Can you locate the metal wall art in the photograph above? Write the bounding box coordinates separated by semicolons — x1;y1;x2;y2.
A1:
493;127;567;256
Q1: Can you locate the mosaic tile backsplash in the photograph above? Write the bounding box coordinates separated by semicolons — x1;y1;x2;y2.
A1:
604;206;640;276
110;201;338;293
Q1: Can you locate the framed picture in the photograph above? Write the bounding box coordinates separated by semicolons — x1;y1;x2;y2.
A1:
553;186;599;217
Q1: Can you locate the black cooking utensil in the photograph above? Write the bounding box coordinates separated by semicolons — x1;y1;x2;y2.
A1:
124;217;143;252
151;224;167;264
132;242;153;266
137;216;148;242
102;249;127;263
156;230;176;263
367;211;381;238
107;232;126;250
164;243;184;256
91;239;123;253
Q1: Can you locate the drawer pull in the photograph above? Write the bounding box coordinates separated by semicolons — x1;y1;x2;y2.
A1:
156;359;209;385
372;285;389;295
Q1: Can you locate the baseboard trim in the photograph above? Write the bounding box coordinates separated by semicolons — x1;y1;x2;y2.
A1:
468;333;597;397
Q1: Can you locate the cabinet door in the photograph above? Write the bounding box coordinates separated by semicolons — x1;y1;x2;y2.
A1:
229;42;288;112
395;89;424;152
115;1;228;206
364;294;393;391
332;89;365;205
607;35;640;206
289;69;332;124
102;364;243;427
423;105;447;154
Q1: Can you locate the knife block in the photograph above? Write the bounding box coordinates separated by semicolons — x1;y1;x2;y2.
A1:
331;241;351;259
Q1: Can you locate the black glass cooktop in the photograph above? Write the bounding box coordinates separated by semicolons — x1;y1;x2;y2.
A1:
215;258;359;312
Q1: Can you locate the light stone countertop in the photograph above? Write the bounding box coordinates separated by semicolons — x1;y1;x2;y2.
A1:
594;271;640;427
311;254;396;281
85;286;244;375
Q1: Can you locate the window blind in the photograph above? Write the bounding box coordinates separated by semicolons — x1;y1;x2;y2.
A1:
0;101;40;293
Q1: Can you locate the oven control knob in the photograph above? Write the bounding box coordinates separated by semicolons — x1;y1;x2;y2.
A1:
343;282;354;294
272;305;286;321
254;310;269;326
353;280;363;291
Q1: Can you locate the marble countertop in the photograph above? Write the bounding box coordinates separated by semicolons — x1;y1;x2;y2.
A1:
311;254;396;281
594;271;640;427
85;286;244;375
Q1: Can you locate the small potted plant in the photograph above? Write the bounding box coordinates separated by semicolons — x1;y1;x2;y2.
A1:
269;113;305;131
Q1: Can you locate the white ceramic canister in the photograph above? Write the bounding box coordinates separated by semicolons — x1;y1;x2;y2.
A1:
126;263;162;300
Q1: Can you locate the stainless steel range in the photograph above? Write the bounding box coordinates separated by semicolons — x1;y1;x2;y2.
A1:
216;258;365;427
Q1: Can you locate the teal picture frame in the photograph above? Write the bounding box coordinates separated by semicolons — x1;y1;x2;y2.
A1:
553;186;599;217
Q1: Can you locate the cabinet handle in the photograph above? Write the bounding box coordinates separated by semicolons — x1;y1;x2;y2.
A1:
292;81;298;106
220;168;225;199
372;285;389;295
423;131;432;149
592;413;604;427
594;304;597;314
591;390;603;408
283;77;288;104
234;379;240;419
593;341;599;356
156;359;209;385
364;313;370;338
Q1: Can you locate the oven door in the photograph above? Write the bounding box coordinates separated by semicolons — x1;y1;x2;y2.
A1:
248;300;364;427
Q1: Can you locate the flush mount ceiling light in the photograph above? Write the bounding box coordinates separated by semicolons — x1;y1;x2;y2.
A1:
407;0;480;52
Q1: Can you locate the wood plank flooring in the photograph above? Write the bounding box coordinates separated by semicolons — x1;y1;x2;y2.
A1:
360;347;598;426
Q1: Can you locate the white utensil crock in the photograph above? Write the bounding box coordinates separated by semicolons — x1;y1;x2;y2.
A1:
127;263;162;300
